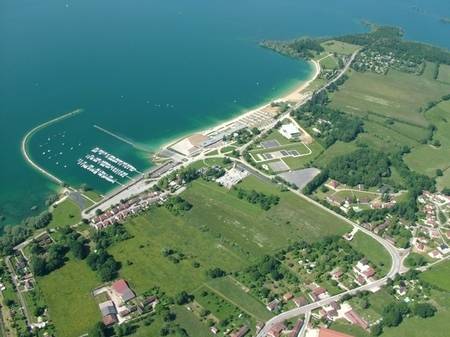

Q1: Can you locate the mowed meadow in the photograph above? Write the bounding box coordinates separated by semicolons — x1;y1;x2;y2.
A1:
328;68;450;127
36;175;356;337
109;176;351;295
312;63;450;191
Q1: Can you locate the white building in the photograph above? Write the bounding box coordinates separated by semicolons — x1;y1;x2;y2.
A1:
279;123;301;140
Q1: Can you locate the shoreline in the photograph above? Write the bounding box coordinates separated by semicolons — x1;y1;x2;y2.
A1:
21;60;319;200
158;59;320;154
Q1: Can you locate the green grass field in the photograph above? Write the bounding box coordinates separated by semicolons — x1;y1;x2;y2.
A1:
281;141;324;170
38;259;100;337
320;55;339;70
380;305;450;337
330;321;370;337
220;145;237;154
205;149;219;156
83;190;103;203
173;306;214;337
49;198;81;227
329;70;450;127
405;101;450;179
109;176;350;298
313;141;358;168
321;40;360;55
420;260;450;291
350;231;391;275
437;169;450;190
126;309;207;337
421;62;438;80
360;120;419;151
109;206;245;295
331;190;379;203
205;276;272;321
437;64;450;83
258;130;295;146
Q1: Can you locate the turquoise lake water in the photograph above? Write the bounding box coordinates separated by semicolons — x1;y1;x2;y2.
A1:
1;0;449;226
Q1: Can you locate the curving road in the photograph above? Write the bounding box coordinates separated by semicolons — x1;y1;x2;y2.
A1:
255;187;404;337
222;50;406;337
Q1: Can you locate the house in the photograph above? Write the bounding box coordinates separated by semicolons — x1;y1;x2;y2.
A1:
318;308;327;318
99;300;116;317
415;242;425;252
266;299;280;312
312;287;327;297
311;286;329;301
210;326;219;334
318;328;354;337
373;222;389;234
330;301;341;311
293;296;308;307
428;250;443;259
354;260;376;281
446;231;450;240
256;322;265;333
279;123;301;139
344;310;368;329
230;325;249;337
355;275;366;286
362;266;375;278
267;323;286;337
331;269;343;280
102;313;118;326
329;180;340;189
289;320;303;337
118;307;130;318
396;286;407;296
437;244;450;255
111;279;135;303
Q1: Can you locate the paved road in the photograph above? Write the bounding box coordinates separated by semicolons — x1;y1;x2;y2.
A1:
316;50;359;95
298;311;310;337
238;156;404;336
417;254;450;272
225;51;407;337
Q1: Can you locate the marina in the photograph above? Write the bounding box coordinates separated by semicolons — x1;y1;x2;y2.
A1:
77;147;141;185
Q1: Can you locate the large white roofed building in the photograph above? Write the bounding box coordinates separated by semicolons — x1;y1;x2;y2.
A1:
279;123;301;139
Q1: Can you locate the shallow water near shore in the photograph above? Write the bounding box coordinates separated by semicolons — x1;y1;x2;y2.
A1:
1;0;449;226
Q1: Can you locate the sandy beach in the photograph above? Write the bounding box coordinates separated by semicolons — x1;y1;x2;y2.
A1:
159;59;321;154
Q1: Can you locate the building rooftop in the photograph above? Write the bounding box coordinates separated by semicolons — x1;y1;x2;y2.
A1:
99;300;116;317
318;328;354;337
102;313;118;326
111;279;135;302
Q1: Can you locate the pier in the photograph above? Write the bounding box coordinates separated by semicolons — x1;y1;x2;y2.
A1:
21;109;83;185
93;124;152;153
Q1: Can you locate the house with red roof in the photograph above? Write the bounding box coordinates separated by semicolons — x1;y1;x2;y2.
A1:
112;279;135;303
318;328;354;337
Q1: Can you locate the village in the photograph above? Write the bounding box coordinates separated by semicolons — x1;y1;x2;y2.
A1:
413;191;450;261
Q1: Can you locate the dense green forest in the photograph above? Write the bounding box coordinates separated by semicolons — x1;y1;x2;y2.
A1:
260;38;324;59
293;91;363;148
327;149;391;187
